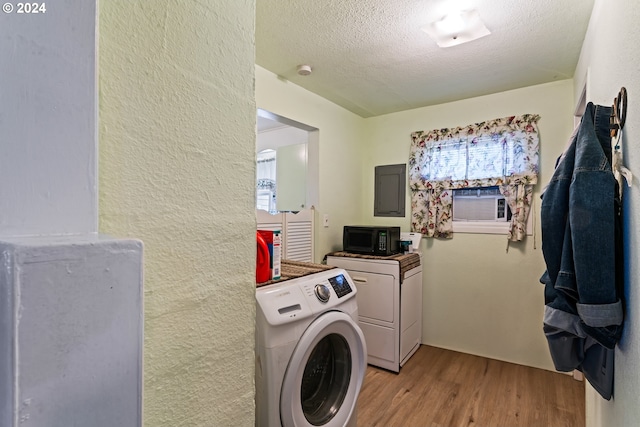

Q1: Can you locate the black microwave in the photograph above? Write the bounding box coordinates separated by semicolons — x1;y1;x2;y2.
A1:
343;226;401;256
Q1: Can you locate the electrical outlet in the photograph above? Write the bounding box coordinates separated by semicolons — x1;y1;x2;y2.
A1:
323;214;329;227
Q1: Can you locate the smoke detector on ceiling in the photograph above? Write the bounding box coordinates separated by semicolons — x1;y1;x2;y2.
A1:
297;64;312;76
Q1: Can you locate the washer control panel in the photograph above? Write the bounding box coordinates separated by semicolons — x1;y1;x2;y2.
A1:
256;269;357;325
312;273;354;303
328;274;353;298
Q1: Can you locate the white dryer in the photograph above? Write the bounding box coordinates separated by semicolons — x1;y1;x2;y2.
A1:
255;268;366;427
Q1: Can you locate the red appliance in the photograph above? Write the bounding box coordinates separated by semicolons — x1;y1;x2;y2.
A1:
256;232;271;284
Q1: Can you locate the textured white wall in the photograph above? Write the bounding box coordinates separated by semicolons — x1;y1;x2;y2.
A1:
361;80;576;371
99;2;256;426
0;0;97;236
574;1;640;425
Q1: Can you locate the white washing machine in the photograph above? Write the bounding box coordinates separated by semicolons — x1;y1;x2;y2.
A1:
255;268;367;427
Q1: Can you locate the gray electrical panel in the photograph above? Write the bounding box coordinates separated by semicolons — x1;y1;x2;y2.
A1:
374;164;406;217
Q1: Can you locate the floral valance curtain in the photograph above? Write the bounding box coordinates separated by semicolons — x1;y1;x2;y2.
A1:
408;114;540;240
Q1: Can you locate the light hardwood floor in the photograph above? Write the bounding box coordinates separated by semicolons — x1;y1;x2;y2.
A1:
356;345;585;427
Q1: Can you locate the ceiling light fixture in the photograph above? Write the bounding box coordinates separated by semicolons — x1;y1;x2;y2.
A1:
422;9;490;48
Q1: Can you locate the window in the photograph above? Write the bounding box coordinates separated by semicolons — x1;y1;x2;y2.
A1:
257;149;276;213
408;114;540;241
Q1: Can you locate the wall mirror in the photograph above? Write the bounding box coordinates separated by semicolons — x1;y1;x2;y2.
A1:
257;108;319;213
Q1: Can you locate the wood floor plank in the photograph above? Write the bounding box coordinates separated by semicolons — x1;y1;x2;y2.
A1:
356;345;585;427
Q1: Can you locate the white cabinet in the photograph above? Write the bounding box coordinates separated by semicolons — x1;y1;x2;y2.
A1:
276;143;307;211
326;255;422;372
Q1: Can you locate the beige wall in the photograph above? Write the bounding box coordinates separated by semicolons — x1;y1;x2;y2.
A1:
256;66;366;261
99;2;256;426
360;80;576;371
574;0;640;425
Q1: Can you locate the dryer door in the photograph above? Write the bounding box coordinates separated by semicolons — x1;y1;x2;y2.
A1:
280;311;366;427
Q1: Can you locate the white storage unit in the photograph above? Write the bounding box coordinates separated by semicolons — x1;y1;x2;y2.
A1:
257;208;315;262
326;254;422;372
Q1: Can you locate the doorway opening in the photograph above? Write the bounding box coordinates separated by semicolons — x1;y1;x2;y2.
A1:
257;109;319;213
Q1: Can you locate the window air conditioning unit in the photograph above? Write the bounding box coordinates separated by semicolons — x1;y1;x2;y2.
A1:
453;191;508;222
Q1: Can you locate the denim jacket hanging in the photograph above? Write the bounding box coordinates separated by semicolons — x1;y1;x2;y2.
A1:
540;102;624;400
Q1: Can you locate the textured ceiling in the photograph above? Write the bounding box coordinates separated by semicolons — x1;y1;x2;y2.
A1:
256;0;595;118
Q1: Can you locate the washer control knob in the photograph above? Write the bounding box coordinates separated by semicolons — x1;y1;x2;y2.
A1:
314;284;331;303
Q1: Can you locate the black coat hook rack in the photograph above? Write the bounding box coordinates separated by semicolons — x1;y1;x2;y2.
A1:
610;87;627;138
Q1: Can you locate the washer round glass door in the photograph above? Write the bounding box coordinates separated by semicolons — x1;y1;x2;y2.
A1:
280;311;366;427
